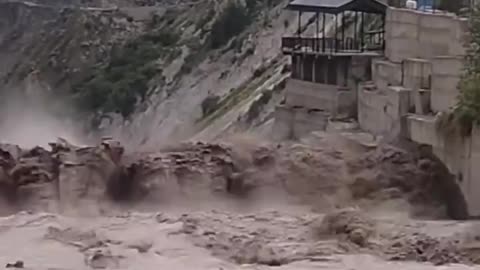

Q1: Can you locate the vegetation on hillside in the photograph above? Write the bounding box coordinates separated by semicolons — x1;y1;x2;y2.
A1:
73;1;256;119
437;0;466;13
72;28;180;118
209;1;254;49
446;6;480;136
72;0;279;123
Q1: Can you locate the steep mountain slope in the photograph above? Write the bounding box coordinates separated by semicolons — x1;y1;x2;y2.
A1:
0;0;301;148
0;1;139;92
100;0;301;148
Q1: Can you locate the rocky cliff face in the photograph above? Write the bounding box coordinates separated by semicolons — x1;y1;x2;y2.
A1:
0;1;139;96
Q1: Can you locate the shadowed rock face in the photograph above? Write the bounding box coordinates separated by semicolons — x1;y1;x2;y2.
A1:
0;138;254;211
106;164;136;201
418;146;469;220
0;138;125;207
0;2;57;79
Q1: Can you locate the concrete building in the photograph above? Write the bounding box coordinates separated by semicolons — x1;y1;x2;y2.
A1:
359;7;474;218
273;0;480;218
273;0;387;140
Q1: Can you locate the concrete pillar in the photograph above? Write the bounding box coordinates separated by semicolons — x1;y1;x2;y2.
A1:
272;105;294;141
466;125;480;216
403;58;432;114
293;109;328;138
431;56;463;112
300;55;304;80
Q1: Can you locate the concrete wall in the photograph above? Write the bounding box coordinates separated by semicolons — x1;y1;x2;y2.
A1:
382;8;466;115
467;126;480;216
272;105;294;141
292;55;347;85
360;8;466;137
284;78;355;117
407;116;480;217
352;7;480;217
272;105;328;141
430;56;464;112
385;8;467;63
349;55;374;82
358;85;410;137
372;59;402;90
402;58;431;89
406;114;440;147
392;8;480;218
403;58;432;114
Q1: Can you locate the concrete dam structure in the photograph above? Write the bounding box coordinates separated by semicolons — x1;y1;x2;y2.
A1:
273;0;479;217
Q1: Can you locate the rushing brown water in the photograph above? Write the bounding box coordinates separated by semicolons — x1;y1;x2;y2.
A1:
0;133;478;269
1;209;480;270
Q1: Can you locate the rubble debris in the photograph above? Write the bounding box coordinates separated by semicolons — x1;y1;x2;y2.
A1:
382;223;480;266
84;249;123;269
5;260;24;268
385;233;463;265
126;239;153;253
177;211;318;266
44;226;106;251
317;208;375;247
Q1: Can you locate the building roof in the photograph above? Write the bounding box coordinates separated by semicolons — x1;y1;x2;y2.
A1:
286;0;387;14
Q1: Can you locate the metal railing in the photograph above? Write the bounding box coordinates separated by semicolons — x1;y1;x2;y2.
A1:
281;30;385;54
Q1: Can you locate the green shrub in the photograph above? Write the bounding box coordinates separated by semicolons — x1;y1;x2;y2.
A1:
148;13;162;28
196;8;215;30
179;46;207;76
163;8;179;26
245;0;257;11
253;64;267;78
142;29;180;47
209;1;252;49
179;53;197;75
246;90;272;121
437;0;465;13
73;29;178;118
452;5;480;135
201;95;221;116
